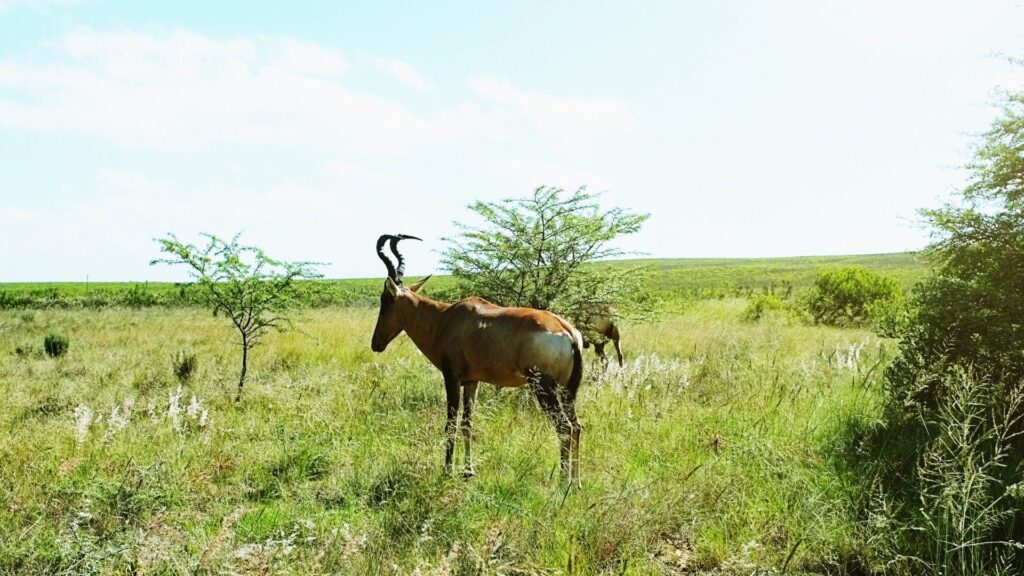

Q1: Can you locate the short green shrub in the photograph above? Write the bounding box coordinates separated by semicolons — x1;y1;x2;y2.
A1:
740;294;789;322
173;350;198;382
123;283;155;308
43;332;69;357
803;267;902;326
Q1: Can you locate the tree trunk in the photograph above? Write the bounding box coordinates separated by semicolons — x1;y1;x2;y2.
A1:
236;339;248;402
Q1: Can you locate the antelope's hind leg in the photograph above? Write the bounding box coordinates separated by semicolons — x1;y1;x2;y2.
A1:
461;381;479;479
528;370;572;480
560;384;583;489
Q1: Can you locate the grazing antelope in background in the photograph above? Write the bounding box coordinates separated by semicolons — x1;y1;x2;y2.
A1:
580;313;624;368
370;234;585;486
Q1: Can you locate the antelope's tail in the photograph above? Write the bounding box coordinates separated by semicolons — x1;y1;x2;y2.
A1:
566;337;584;400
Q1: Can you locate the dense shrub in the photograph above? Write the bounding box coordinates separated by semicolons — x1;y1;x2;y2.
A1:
740;294;790;322
869;76;1024;572
886;87;1024;413
865;297;909;338
803;267;902;326
43;332;69;358
123;283;155;307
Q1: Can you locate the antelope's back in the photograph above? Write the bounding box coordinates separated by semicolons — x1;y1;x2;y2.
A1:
441;298;580;386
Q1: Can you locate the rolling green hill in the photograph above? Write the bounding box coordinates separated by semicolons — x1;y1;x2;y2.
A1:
0;252;931;309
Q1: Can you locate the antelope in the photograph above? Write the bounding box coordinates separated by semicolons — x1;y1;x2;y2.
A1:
370;234;585;486
580;314;624;368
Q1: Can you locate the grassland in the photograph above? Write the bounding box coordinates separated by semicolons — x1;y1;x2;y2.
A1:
0;252;930;309
0;254;930;574
610;252;928;298
2;310;898;573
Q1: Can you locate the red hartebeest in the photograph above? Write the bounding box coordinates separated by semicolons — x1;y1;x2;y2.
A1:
370;234;585;486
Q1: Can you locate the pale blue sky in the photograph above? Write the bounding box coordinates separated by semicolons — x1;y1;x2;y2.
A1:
0;1;1021;281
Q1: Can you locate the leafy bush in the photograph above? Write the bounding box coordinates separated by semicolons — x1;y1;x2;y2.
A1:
124;283;155;308
173;350;198;382
740;294;790;322
869;75;1024;571
886;85;1024;413
865;297;909;338
803;267;902;326
43;332;69;358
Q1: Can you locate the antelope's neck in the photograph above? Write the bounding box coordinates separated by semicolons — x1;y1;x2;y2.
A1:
402;294;449;365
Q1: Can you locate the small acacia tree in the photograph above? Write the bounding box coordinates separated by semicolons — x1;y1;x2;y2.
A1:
441;186;651;324
152;233;322;401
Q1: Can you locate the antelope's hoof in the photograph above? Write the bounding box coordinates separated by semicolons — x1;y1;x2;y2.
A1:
462;467;476;480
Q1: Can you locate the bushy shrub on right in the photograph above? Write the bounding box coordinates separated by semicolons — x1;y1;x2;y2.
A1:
803;267;902;326
871;77;1024;573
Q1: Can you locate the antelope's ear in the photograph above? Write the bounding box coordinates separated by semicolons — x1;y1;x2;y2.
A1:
385;276;400;297
408;274;433;293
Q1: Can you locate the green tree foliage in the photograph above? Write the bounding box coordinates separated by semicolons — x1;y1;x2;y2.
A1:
875;79;1024;572
803;267;903;326
440;186;652;322
152;233;321;401
887;86;1024;409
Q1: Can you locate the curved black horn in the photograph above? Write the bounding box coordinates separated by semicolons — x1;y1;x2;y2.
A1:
376;235;397;280
376;234;421;284
389;234;421;284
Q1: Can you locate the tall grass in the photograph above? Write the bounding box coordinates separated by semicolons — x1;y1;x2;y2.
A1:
0;301;891;573
914;369;1024;575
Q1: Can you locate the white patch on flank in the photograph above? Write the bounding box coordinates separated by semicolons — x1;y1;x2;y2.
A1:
530;331;576;381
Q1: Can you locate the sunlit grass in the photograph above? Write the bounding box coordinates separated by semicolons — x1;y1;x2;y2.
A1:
0;301;888;573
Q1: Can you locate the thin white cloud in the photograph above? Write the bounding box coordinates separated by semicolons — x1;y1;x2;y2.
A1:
0;29;499;154
470;76;638;159
0;29;637;159
0;29;644;280
374;57;433;92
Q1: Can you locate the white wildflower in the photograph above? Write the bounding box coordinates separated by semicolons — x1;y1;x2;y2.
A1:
187;394;201;419
72;404;93;443
104;403;132;442
338;523;368;561
167;386;183;430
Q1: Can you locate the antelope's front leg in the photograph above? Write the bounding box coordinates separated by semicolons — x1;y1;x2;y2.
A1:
442;369;460;475
461;381;479;478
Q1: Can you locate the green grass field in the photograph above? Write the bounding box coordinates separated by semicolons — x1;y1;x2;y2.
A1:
0;303;890;574
0;253;921;574
0;252;930;310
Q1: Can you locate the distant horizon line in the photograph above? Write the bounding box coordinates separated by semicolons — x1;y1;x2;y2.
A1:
0;250;925;285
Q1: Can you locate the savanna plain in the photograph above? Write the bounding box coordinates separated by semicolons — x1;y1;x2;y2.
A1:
0;254;926;574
